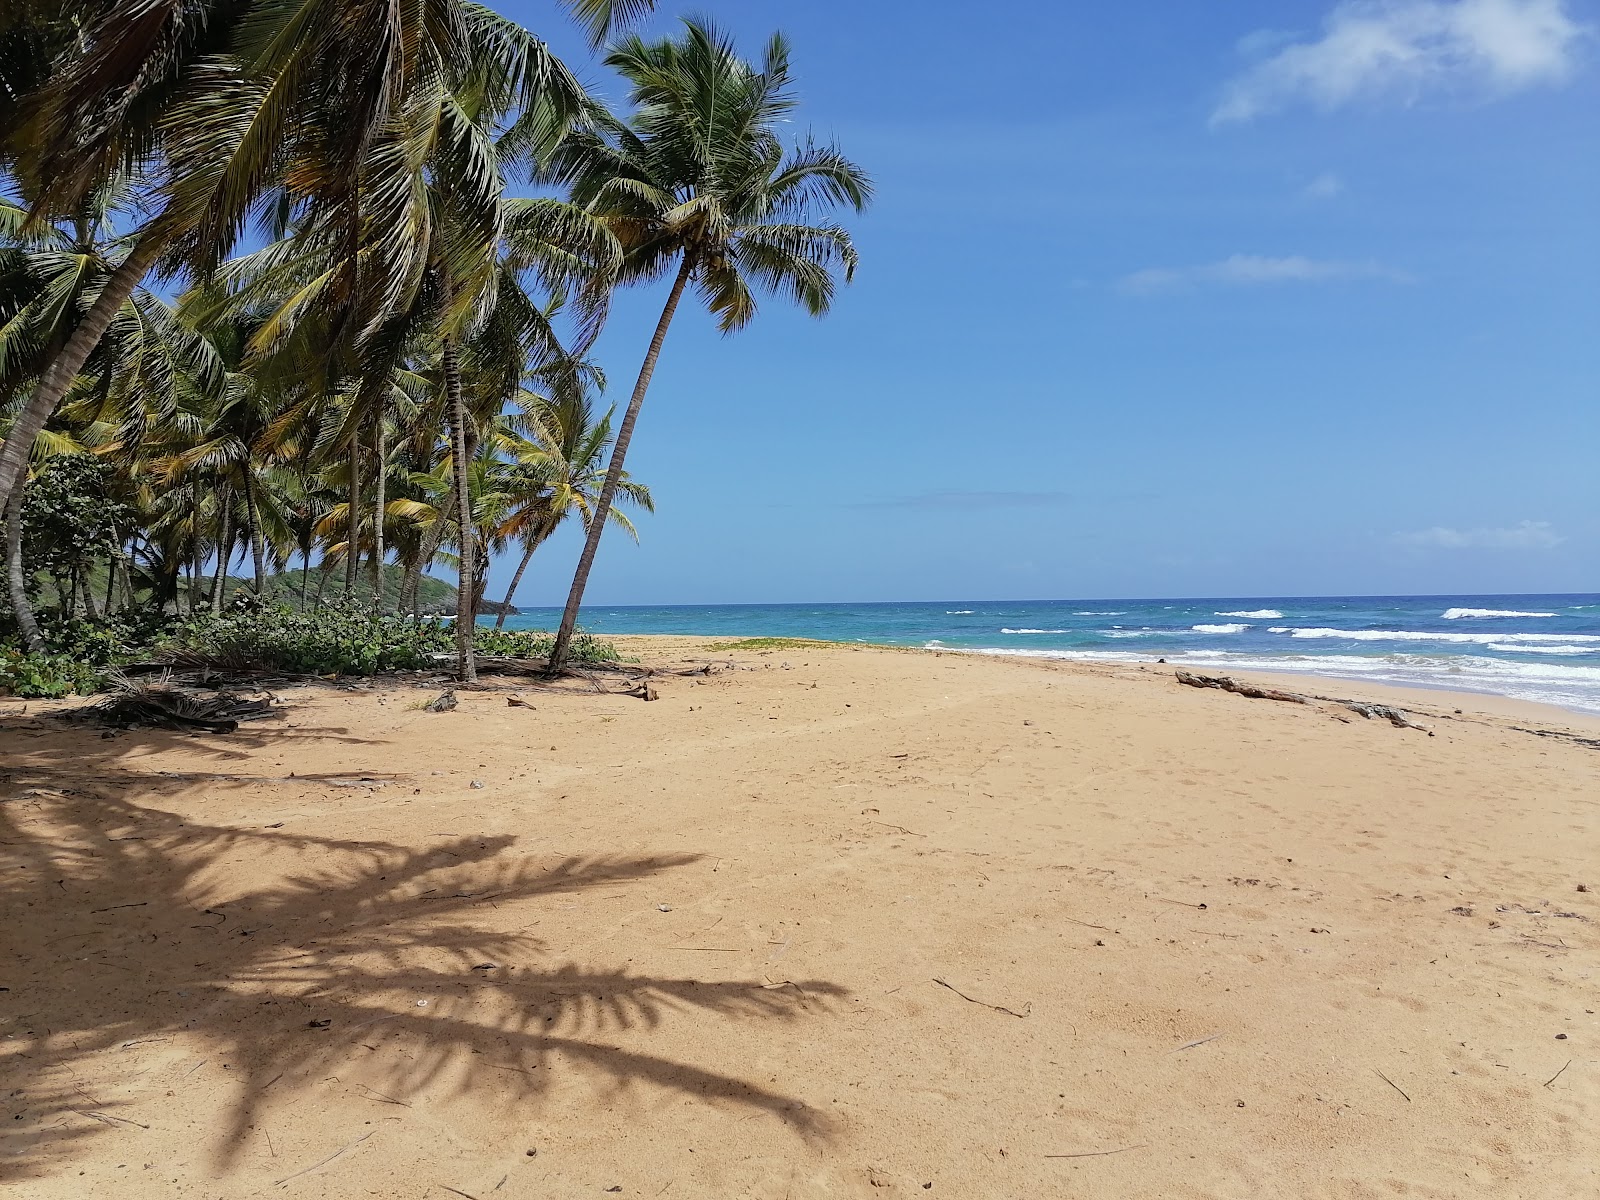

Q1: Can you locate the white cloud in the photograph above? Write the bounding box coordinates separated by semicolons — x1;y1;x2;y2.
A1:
1118;254;1411;295
1213;0;1587;125
1304;171;1346;198
1394;520;1566;549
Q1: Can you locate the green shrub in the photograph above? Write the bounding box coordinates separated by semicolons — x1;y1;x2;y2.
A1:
0;649;106;698
166;603;618;675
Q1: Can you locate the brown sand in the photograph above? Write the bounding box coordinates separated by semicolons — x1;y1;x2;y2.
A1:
3;639;1597;1198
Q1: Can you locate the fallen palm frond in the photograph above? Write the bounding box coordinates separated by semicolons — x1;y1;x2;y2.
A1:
58;683;279;733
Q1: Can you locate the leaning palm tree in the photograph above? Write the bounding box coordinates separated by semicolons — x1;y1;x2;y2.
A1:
489;390;652;627
541;19;871;668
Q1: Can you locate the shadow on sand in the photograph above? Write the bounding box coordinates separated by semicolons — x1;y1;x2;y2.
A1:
0;710;842;1185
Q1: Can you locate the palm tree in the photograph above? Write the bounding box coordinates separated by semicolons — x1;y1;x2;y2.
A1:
541;19;871;668
489;390;652;628
0;0;626;514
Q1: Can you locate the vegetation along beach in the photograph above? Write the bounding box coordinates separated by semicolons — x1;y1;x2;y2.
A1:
2;1;1595;1197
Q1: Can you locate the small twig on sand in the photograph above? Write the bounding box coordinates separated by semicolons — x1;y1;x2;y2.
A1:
437;1186;482;1200
1173;1032;1223;1052
90;902;148;914
1062;916;1110;931
1374;1068;1411;1102
932;977;1030;1018
275;1130;376;1186
1154;896;1207;910
355;1084;410;1106
1543;1060;1572;1089
1044;1145;1145;1159
870;821;924;836
75;1109;151;1130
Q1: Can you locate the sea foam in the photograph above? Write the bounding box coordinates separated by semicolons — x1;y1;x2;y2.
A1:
1272;627;1600;645
1217;609;1283;619
1442;608;1556;619
1192;623;1249;634
1000;628;1069;634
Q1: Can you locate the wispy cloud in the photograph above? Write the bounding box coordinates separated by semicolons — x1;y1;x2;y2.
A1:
1393;519;1566;549
1118;254;1411;295
851;490;1076;511
1213;0;1587;125
1304;171;1346;198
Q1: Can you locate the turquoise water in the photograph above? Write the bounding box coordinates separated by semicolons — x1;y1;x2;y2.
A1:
502;594;1600;715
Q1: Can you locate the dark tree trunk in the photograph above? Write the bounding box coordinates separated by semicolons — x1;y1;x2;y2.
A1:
494;515;554;630
370;418;386;607
210;502;231;615
243;473;266;596
442;335;476;683
548;255;694;670
5;485;44;653
344;435;361;597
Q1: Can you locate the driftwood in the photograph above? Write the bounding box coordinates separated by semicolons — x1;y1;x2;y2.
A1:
60;686;277;734
423;690;458;713
1174;671;1309;704
1175;671;1433;734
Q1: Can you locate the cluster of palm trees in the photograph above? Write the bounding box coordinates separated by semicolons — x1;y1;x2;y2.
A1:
0;0;869;678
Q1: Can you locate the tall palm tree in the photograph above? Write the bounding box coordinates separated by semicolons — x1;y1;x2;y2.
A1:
0;0;629;513
542;19;871;668
489;390;652;628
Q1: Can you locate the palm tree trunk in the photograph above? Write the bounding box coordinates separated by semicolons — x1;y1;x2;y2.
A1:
0;231;164;506
5;485;44;653
442;335;477;683
494;517;553;630
548;255;693;670
299;542;312;610
344;436;361;597
104;545;119;614
370;419;386;607
243;474;267;596
210;502;231;615
494;542;536;630
81;569;101;621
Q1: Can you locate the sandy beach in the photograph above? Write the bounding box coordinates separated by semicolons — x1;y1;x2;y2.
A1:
3;638;1596;1198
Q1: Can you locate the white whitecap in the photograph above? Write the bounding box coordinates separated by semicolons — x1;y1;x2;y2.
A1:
1275;627;1600;645
1000;628;1069;634
1217;609;1283;619
1442;608;1556;619
1192;623;1250;634
1075;611;1127;616
946;610;975;615
1486;643;1596;656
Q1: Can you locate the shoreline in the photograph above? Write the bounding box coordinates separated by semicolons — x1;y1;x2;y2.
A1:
602;633;1600;728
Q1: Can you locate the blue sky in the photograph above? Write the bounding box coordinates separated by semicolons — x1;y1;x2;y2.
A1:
495;0;1600;605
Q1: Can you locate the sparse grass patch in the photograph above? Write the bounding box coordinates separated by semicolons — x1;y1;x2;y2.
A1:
703;637;840;652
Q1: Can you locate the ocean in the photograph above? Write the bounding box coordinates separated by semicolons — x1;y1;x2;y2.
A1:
501;594;1600;715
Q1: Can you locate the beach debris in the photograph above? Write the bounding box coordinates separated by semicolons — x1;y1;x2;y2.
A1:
60;685;276;734
657;903;673;912
274;1130;376;1187
1175;670;1435;733
931;977;1031;1018
470;780;485;789
1544;1060;1572;1088
1373;1068;1411;1102
1174;671;1309;705
1342;702;1431;733
424;690;458;712
1044;1145;1145;1160
1509;726;1600;751
1172;1032;1223;1052
506;695;535;709
626;682;659;701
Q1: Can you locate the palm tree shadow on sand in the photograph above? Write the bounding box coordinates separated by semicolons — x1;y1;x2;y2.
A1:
0;725;844;1184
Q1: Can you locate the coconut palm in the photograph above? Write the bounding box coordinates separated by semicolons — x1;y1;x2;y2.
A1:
0;0;636;514
541;18;871;668
488;390;652;627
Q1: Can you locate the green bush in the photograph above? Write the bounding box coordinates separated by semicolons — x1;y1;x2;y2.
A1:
167;603;617;675
0;649;107;698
